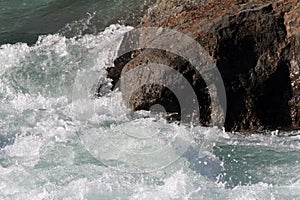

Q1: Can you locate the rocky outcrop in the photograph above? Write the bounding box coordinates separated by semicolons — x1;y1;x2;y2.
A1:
107;0;300;132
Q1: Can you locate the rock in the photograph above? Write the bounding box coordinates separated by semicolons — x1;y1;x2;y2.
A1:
107;0;300;132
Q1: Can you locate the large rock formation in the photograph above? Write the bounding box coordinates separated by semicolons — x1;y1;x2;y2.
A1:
107;0;300;132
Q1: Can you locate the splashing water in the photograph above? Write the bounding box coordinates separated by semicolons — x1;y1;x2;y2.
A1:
0;20;300;200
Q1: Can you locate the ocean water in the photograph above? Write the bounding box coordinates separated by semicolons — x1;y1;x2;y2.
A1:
0;1;300;199
0;0;153;45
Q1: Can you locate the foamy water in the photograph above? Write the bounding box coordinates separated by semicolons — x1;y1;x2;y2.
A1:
0;24;299;200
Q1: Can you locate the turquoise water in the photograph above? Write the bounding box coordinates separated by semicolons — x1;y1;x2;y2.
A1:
0;0;153;45
0;1;300;199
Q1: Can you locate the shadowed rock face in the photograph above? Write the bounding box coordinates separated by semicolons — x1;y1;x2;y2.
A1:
107;0;300;132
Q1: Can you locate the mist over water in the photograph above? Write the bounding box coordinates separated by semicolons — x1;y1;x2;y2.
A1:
0;1;300;199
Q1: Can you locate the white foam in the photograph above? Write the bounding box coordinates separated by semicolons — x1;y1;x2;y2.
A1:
0;24;299;199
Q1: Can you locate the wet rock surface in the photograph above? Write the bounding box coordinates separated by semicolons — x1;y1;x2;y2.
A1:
107;0;300;132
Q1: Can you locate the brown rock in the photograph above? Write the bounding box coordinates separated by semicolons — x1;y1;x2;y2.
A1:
107;0;300;132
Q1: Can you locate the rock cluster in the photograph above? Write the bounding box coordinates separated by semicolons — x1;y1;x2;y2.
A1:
107;0;300;132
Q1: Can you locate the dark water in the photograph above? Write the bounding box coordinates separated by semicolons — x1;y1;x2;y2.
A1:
0;0;153;45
